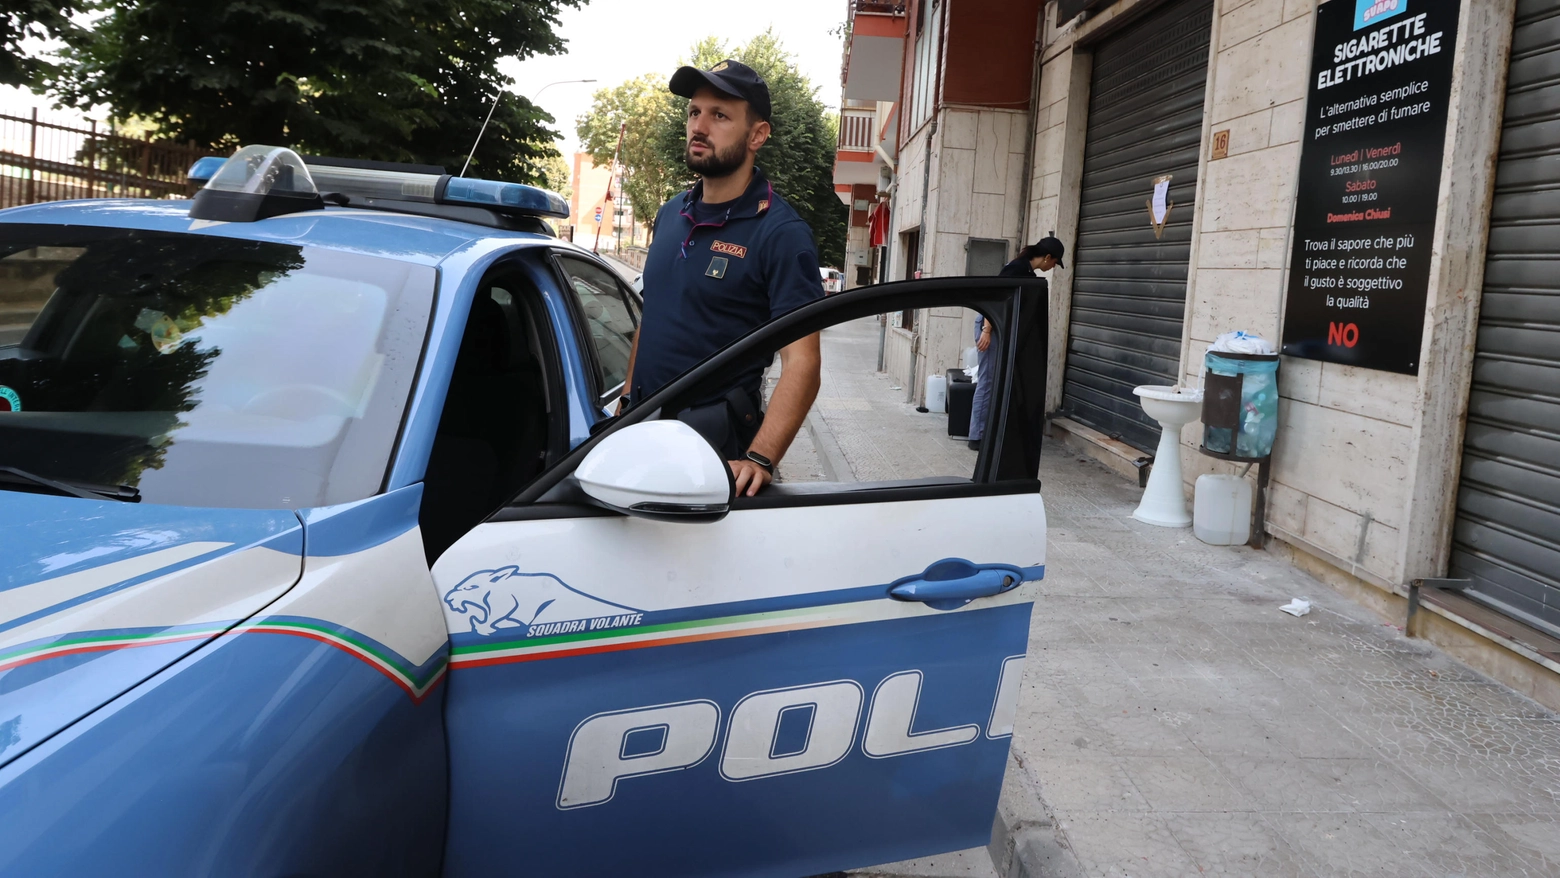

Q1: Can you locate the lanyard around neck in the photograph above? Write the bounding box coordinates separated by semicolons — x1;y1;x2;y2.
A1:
676;180;773;259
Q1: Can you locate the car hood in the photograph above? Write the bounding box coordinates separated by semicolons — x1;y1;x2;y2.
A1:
0;493;303;766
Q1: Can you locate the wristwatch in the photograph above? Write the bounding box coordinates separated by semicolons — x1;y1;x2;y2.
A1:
745;450;775;475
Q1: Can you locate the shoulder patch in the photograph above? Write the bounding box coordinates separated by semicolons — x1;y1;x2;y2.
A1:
711;240;748;259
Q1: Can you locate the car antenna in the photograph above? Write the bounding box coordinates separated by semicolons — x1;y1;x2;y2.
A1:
459;79;597;178
459;91;504;178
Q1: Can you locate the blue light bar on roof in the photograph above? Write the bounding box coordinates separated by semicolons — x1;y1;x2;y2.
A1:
185;146;571;222
442;177;570;219
186;156;226;185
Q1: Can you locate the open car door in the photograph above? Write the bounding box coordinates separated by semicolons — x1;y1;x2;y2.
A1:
434;277;1049;878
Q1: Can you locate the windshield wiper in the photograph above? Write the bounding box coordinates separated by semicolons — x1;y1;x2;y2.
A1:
0;466;141;503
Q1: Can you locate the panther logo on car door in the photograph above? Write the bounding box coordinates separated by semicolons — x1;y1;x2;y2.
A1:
442;567;645;636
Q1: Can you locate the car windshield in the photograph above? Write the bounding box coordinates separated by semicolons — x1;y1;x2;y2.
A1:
0;224;435;509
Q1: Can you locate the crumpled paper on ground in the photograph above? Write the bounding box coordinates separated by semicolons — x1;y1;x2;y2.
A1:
1279;598;1312;617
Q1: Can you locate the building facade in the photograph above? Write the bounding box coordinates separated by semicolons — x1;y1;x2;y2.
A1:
566;152;645;251
835;0;1559;706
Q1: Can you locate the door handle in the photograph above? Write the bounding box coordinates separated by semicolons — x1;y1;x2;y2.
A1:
888;559;1025;610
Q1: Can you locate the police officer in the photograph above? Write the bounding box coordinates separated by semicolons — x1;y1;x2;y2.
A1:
969;237;1064;449
620;60;824;496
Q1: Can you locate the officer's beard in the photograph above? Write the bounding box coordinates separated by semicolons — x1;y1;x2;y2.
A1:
684;136;747;179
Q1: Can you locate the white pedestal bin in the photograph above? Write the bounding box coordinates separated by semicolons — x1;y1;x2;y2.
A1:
1131;385;1204;527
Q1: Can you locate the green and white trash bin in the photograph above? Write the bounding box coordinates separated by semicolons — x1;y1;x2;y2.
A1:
1202;351;1280;458
1197;333;1279;548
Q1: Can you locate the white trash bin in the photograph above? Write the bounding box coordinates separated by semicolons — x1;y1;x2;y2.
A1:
1194;474;1252;545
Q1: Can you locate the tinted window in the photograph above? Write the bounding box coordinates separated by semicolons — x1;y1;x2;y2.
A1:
0;225;435;509
556;256;638;400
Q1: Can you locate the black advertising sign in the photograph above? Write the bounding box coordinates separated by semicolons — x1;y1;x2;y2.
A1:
1279;0;1461;374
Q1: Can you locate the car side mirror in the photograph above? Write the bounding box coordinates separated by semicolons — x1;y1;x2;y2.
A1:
575;420;733;522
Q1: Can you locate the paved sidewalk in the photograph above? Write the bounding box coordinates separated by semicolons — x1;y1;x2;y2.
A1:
800;317;1560;877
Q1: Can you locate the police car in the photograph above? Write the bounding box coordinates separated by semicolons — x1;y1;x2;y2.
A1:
0;146;1049;877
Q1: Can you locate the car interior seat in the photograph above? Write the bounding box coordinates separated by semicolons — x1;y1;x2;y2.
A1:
419;287;548;563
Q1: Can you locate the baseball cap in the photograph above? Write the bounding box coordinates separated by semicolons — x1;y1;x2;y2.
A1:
1034;236;1066;268
669;59;772;122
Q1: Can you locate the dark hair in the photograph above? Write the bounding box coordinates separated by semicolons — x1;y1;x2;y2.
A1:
1017;243;1045;261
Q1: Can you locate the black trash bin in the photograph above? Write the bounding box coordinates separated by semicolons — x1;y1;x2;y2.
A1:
946;368;974;438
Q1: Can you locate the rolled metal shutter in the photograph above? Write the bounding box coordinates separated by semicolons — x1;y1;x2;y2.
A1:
1061;0;1213;451
1450;0;1560;637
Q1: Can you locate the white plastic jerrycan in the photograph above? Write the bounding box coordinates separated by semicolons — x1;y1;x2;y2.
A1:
1194;474;1252;546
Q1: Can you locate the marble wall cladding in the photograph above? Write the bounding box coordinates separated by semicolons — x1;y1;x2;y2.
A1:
1167;0;1416;581
886;106;1030;404
883;326;916;395
1196;141;1304;233
1029;47;1079;413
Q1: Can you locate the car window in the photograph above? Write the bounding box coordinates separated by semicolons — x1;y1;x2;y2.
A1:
0;225;435;509
555;256;638;400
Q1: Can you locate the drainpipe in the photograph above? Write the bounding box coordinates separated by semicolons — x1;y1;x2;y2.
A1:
906;117;937;402
916;117;937;276
1014;2;1047;245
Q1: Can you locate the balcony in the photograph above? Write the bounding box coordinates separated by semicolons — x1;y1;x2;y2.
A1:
842;0;906;103
838;108;876;152
834;105;884;196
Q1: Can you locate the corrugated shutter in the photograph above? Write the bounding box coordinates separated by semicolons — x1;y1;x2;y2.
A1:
1450;0;1560;637
1061;0;1213;451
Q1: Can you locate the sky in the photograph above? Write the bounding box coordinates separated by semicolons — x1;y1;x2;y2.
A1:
497;0;848;157
4;0;849;158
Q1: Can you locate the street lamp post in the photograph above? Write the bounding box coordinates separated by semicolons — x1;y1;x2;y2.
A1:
459;78;598;178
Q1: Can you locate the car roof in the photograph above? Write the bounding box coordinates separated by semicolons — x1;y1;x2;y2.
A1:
0;198;564;266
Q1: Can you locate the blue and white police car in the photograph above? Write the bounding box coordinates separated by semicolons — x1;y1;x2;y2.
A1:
0;146;1049;877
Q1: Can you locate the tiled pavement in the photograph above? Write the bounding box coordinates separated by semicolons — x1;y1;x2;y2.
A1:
798;317;1560;878
595;257;1560;877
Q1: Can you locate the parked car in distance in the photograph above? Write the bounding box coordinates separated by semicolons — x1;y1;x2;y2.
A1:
821;265;844;294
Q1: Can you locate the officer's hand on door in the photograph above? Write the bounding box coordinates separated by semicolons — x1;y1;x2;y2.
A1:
729;459;772;497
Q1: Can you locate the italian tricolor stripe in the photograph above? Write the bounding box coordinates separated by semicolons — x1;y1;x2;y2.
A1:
0;622;447;704
239;621;448;703
449;602;888;668
0;626;226;673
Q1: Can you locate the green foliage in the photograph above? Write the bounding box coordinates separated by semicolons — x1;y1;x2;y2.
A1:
1;0;79;86
536;151;569;195
44;0;581;184
576;74;681;233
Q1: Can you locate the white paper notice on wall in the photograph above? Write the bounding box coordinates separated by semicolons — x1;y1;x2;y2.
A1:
1145;174;1174;240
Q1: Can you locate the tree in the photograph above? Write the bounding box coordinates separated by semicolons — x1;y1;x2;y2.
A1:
536;151;569;195
45;0;581;184
576;74;681;235
1;0;79;86
651;33;848;268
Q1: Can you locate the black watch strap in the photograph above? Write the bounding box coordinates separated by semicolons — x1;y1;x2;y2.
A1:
745;450;774;474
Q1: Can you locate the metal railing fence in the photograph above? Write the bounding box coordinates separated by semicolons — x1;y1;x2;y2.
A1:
839;108;877;152
0;109;207;208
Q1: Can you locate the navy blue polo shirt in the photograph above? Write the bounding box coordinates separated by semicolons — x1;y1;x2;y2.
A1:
631;168;823;406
